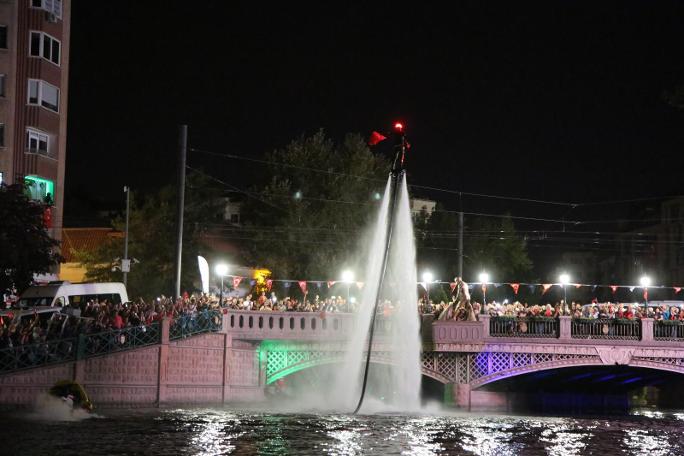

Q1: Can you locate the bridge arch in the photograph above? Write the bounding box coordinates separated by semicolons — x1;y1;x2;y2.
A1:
265;352;450;385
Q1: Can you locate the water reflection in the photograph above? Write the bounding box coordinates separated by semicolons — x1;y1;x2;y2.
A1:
7;407;684;455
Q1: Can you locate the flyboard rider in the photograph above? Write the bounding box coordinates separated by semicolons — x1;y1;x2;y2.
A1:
438;277;477;321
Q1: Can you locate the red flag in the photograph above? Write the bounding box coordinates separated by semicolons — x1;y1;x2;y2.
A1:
43;207;52;229
233;276;242;288
368;131;387;146
298;281;307;294
675;287;682;294
266;279;273;290
449;282;457;292
574;283;583;289
510;283;520;295
542;284;552;294
643;288;648;301
356;282;364;289
327;280;336;288
610;285;618;294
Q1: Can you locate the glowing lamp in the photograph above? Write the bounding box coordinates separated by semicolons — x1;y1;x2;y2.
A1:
393;122;404;133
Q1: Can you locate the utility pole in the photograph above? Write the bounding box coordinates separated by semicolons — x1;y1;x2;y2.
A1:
122;186;131;288
458;211;464;278
174;125;188;298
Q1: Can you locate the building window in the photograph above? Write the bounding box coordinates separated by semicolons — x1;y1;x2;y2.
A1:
24;175;54;202
29;31;60;65
231;213;240;224
0;74;5;97
27;79;59;113
27;128;49;155
0;26;7;49
0;124;4;147
0;171;3;185
31;1;62;20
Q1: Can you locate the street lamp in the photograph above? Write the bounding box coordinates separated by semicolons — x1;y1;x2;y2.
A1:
640;275;652;313
342;270;354;311
479;271;490;313
215;263;229;306
559;273;570;313
422;271;434;304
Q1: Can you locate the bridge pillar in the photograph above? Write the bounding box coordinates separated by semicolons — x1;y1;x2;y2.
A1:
641;318;654;343
559;316;572;340
157;317;170;404
452;383;471;410
480;315;490;338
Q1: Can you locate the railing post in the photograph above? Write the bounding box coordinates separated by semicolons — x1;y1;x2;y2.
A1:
641;318;653;344
158;317;170;405
559;316;572;340
76;333;86;360
480;314;490;338
220;311;231;334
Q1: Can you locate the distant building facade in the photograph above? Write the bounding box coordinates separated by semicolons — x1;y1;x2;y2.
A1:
411;198;436;219
0;0;70;244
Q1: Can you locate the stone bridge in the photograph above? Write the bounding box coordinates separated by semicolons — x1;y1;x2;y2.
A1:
2;310;684;409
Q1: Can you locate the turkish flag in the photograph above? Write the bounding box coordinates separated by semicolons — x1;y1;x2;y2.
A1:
510;283;520;295
43;207;52;229
368;131;387;146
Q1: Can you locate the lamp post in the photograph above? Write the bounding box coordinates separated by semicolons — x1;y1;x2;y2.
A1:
422;271;434;305
479;271;490;314
559;273;570;314
640;275;651;315
342;270;354;311
215;263;229;306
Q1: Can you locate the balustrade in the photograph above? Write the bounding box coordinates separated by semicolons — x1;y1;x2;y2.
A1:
653;321;684;341
489;316;559;338
570;318;641;340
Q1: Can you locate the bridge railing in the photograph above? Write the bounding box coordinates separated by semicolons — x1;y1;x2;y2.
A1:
78;322;162;358
0;337;77;374
223;310;354;340
653;321;684;341
570;318;641;340
490;316;559;338
169;310;223;340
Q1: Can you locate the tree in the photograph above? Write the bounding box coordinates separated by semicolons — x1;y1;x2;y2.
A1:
0;184;61;293
463;214;533;281
77;172;221;299
415;209;533;282
239;130;389;279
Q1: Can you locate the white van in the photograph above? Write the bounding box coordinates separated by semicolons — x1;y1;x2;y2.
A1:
15;281;129;310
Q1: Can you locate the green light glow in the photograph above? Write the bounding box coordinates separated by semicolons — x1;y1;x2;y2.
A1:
25;175;54;201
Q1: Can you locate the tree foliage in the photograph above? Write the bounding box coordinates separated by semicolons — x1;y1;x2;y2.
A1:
77;172;221;299
240;130;389;278
0;184;61;293
416;208;533;282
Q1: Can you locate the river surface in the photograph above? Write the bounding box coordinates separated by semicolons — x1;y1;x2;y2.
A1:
4;405;684;455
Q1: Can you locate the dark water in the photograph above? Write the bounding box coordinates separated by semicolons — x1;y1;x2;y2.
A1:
4;406;684;455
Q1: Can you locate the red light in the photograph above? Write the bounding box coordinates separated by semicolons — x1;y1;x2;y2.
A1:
393;122;404;133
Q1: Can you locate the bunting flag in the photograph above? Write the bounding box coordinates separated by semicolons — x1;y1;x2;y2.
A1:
449;282;457;293
643;289;648;301
327;281;336;288
610;285;618;294
284;282;291;288
249;279;256;287
481;284;487;292
592;285;598;292
510;283;520;295
675;287;682;294
356;282;364;289
298;281;307;294
368;131;387;146
233;277;242;288
528;284;536;292
629;286;635;292
574;284;583;289
541;284;552;294
316;282;323;289
266;279;273;291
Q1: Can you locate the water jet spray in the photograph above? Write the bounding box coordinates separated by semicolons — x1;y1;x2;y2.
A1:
353;122;408;414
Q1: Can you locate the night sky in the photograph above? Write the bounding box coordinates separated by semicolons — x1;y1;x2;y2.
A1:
65;1;684;224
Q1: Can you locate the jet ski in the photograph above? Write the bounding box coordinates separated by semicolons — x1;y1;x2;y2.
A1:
48;380;94;412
